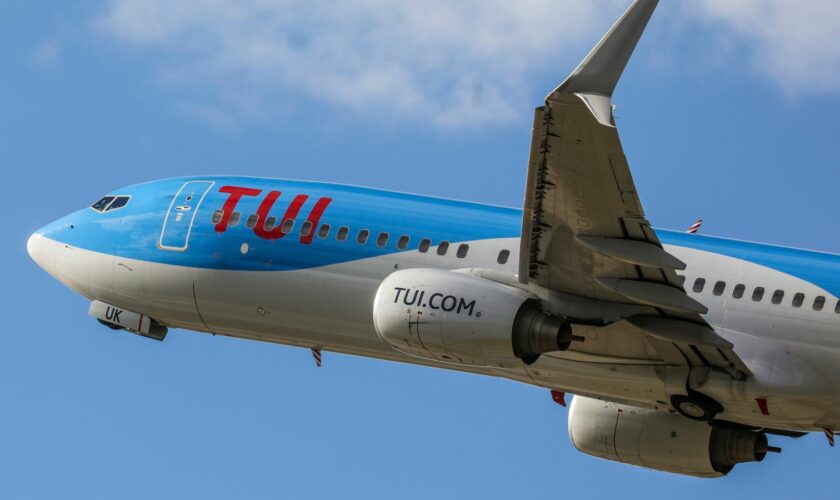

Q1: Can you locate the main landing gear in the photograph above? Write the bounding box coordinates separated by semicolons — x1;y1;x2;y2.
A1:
670;392;724;422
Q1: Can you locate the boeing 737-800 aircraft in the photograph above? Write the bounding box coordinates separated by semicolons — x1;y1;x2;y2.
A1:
27;0;840;477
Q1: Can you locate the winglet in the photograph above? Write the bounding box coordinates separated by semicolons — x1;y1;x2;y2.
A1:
548;0;659;125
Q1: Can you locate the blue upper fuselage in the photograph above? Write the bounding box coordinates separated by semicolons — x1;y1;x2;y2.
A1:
34;176;840;297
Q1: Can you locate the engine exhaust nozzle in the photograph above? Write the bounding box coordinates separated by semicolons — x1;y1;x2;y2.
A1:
512;301;573;364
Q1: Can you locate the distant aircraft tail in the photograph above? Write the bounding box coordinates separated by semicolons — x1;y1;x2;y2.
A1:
686;219;703;234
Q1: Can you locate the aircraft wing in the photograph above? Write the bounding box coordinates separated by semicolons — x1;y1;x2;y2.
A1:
518;0;749;378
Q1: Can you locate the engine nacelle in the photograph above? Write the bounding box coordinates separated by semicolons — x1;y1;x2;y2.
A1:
373;268;572;368
568;396;770;477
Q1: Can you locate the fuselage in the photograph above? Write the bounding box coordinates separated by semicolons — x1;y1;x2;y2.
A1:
27;176;840;431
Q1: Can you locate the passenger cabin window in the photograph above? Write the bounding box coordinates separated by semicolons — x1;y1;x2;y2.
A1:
792;293;805;308
357;229;370;244
318;224;330;239
437;241;450;256
677;275;686;285
497;249;510;265
814;296;826;311
229;212;241;226
281;218;295;234
456;244;469;258
106;196;130;211
835;300;840;314
300;221;313;237
264;217;277;231
732;284;745;299
418;238;431;253
246;214;258;229
376;232;389;247
752;287;765;302
336;226;349;242
91;196;115;212
211;210;224;224
397;235;410;250
692;278;706;293
713;281;726;296
771;290;784;305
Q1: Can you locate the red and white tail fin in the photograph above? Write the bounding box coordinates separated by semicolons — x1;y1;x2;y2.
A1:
686;219;703;234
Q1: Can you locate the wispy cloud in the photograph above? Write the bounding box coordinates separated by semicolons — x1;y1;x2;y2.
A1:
689;0;840;95
96;0;840;129
96;0;627;128
30;41;61;67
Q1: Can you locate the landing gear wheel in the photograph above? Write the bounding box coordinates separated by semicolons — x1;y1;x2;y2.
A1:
670;393;723;421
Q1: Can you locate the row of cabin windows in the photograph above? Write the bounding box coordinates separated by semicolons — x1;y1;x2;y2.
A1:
211;210;513;265
688;277;840;313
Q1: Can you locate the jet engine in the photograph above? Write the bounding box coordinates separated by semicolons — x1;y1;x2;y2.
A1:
568;396;773;477
372;268;573;368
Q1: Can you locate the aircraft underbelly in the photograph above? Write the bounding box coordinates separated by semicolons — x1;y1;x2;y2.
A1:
39;235;840;430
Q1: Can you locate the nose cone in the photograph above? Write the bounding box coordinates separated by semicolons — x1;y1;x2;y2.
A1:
28;232;56;276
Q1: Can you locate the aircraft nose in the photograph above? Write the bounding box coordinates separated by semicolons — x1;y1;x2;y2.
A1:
27;232;56;276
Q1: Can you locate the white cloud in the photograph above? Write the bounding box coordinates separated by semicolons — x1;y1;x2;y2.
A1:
689;0;840;94
31;41;61;66
97;0;627;128
96;0;840;129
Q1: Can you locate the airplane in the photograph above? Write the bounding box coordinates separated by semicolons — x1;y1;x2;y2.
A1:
26;0;840;477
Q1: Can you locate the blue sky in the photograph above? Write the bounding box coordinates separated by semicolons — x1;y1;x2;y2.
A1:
3;0;840;498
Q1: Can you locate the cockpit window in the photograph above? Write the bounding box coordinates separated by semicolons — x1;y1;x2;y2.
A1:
106;196;130;211
91;196;115;212
91;195;131;212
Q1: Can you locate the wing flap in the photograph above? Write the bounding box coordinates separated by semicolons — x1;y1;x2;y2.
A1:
517;0;750;379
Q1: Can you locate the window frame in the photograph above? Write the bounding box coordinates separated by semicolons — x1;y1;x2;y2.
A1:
356;229;370;245
418;238;431;253
104;196;132;212
317;223;331;239
437;241;450;256
91;195;132;213
91;196;116;212
336;226;350;242
497;249;510;265
456;244;469;258
300;220;313;237
280;218;295;235
245;214;259;229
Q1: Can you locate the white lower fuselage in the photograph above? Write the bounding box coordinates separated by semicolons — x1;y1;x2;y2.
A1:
32;232;840;432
